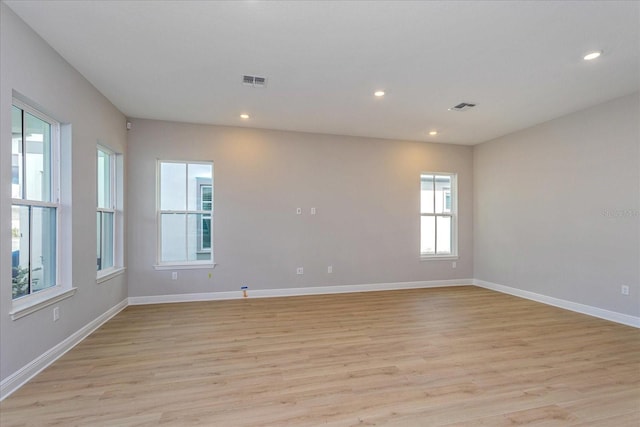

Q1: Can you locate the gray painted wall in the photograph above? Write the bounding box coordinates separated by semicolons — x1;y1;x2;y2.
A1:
474;93;640;316
127;121;473;297
0;4;127;381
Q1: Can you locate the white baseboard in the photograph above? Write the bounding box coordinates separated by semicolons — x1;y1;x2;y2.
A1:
0;298;128;401
128;279;472;305
474;279;640;328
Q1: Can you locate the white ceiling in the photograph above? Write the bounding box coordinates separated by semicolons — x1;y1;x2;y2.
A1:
5;0;639;145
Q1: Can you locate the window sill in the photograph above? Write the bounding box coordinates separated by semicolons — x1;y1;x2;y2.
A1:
153;263;217;271
420;255;459;261
10;287;77;321
97;267;126;284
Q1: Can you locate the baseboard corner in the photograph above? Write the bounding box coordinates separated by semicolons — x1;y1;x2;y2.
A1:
473;279;640;328
0;298;128;401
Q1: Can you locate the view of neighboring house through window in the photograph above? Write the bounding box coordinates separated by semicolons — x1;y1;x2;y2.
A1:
97;146;115;272
198;182;212;251
158;161;213;265
11;101;59;299
420;173;457;257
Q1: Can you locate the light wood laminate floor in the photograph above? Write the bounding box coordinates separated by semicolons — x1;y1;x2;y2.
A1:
1;287;639;426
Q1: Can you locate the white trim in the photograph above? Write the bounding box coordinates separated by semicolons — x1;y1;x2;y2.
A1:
96;207;115;213
159;209;211;215
96;267;126;284
153;263;217;271
1;299;128;401
10;287;77;321
420;256;459;261
10;199;58;208
473;279;640;328
128;279;472;305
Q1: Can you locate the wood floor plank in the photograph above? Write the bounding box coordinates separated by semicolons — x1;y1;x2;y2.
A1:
1;287;638;426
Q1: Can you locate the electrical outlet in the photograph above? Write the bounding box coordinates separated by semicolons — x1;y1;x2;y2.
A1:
296;208;302;215
53;307;60;322
172;272;178;280
621;285;630;296
296;267;304;275
328;265;333;273
452;261;457;269
311;207;316;215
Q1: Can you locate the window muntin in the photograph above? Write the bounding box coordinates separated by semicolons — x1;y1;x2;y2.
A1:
420;173;457;257
158;161;213;265
11;101;59;299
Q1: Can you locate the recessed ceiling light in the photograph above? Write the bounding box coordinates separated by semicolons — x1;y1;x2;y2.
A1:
374;90;385;97
240;114;250;119
429;131;438;136
583;51;602;61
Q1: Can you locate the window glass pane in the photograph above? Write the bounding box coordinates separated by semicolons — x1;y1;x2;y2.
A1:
161;213;186;262
420;215;435;254
31;206;56;292
101;212;114;269
97;149;111;209
11;106;23;199
420;175;434;214
187;214;198;261
434;175;451;214
97;212;102;270
12;205;30;299
436;216;452;254
187;214;212;261
160;162;186;210
188;164;213;211
24;112;52;202
201;215;211;250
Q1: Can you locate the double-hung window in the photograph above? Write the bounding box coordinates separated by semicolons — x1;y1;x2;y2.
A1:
96;145;124;282
420;173;457;258
157;161;213;267
97;146;115;272
11;101;59;299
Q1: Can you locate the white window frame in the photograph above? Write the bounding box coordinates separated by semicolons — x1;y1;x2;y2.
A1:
420;172;458;260
155;160;214;269
96;145;125;283
10;98;76;319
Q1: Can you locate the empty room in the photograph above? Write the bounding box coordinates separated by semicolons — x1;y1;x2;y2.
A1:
0;1;638;426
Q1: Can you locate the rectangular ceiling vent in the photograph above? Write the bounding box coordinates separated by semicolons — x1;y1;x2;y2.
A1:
449;102;476;112
242;75;267;87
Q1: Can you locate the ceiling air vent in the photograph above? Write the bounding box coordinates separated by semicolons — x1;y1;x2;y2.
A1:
449;102;477;112
242;75;267;87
